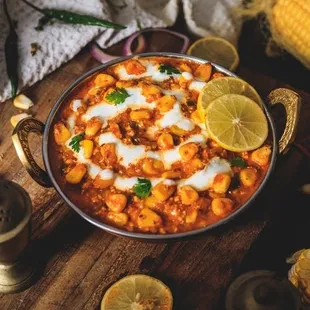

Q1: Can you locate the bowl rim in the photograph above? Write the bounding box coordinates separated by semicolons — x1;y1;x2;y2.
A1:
43;52;278;240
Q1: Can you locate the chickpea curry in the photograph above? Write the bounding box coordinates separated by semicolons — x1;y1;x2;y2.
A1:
51;56;272;234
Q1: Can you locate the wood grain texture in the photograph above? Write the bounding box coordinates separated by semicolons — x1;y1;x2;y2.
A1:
0;19;309;310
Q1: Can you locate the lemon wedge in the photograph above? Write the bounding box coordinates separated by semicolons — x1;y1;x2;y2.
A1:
101;274;173;310
205;94;268;152
187;36;239;71
197;77;263;119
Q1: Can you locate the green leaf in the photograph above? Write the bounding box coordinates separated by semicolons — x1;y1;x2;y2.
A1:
69;133;84;152
133;178;152;198
159;64;180;75
231;157;247;168
106;88;130;105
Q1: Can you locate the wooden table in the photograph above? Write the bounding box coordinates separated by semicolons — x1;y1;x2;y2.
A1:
0;19;310;310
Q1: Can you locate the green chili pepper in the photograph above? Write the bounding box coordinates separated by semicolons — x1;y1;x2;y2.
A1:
22;0;126;30
4;0;19;98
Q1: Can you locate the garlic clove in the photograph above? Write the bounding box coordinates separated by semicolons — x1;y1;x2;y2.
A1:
13;94;34;110
10;113;31;128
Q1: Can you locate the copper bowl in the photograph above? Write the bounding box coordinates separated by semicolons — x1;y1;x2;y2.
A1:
11;53;301;240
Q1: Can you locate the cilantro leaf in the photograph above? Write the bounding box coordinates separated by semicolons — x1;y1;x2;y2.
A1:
231;157;247;168
159;64;180;75
69;133;84;152
106;88;130;105
133;178;152;198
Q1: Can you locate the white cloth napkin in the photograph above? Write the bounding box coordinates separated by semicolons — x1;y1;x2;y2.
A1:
0;0;242;103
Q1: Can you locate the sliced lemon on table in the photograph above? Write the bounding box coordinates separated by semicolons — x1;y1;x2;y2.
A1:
197;77;264;119
187;36;239;71
205;94;268;152
101;274;173;310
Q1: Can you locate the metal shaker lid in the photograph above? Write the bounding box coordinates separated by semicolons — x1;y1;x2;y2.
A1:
0;180;32;242
225;270;302;310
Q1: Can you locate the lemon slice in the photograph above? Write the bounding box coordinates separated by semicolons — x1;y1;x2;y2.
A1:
101;274;173;310
187;36;239;71
205;94;268;152
197;77;264;119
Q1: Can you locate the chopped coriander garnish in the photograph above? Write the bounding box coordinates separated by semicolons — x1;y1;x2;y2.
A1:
133;178;152;198
231;157;247;168
159;64;180;75
106;88;130;105
69;133;84;152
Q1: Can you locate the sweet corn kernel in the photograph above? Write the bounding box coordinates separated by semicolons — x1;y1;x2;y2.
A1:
179;186;199;205
157;133;174;150
185;210;198;224
94;73;115;87
80;140;94;159
108;212;128;226
142;84;162;102
211;198;233;217
85;117;102;137
251;146;271;166
13;94;34;110
10;113;31;128
156;95;176;112
142;159;164;176
170;125;187;136
137;208;162;228
144;195;159;208
54;122;71;144
194;63;212;82
161;170;181;179
116;80;136;88
93;176;114;189
130;109;152;121
179;143;199;161
240;168;258;187
106;194;127;213
125;59;146;75
152;181;176;201
65;164;87;184
213;174;231;194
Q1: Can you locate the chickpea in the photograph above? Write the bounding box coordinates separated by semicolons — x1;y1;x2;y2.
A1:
194;63;212;82
54;122;71;145
179;143;199;161
106;194;127;213
191;158;205;170
251;146;271;166
94;73;115;87
142;84;162;103
152;181;176;201
130;109;152;121
211;198;234;217
80;140;94;159
108;212;128;226
179;186;199;205
157;133;174;150
240;168;258;187
100;143;117;165
65;164;87;184
85;117;102;137
137;208;162;229
116;80;136;88
156;95;176;112
125;59;146;75
185;210;198;224
88;86;102;96
213;174;231;194
142;159;164;176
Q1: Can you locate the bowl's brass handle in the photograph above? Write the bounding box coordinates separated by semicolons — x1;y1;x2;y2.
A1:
12;117;52;188
268;88;301;154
